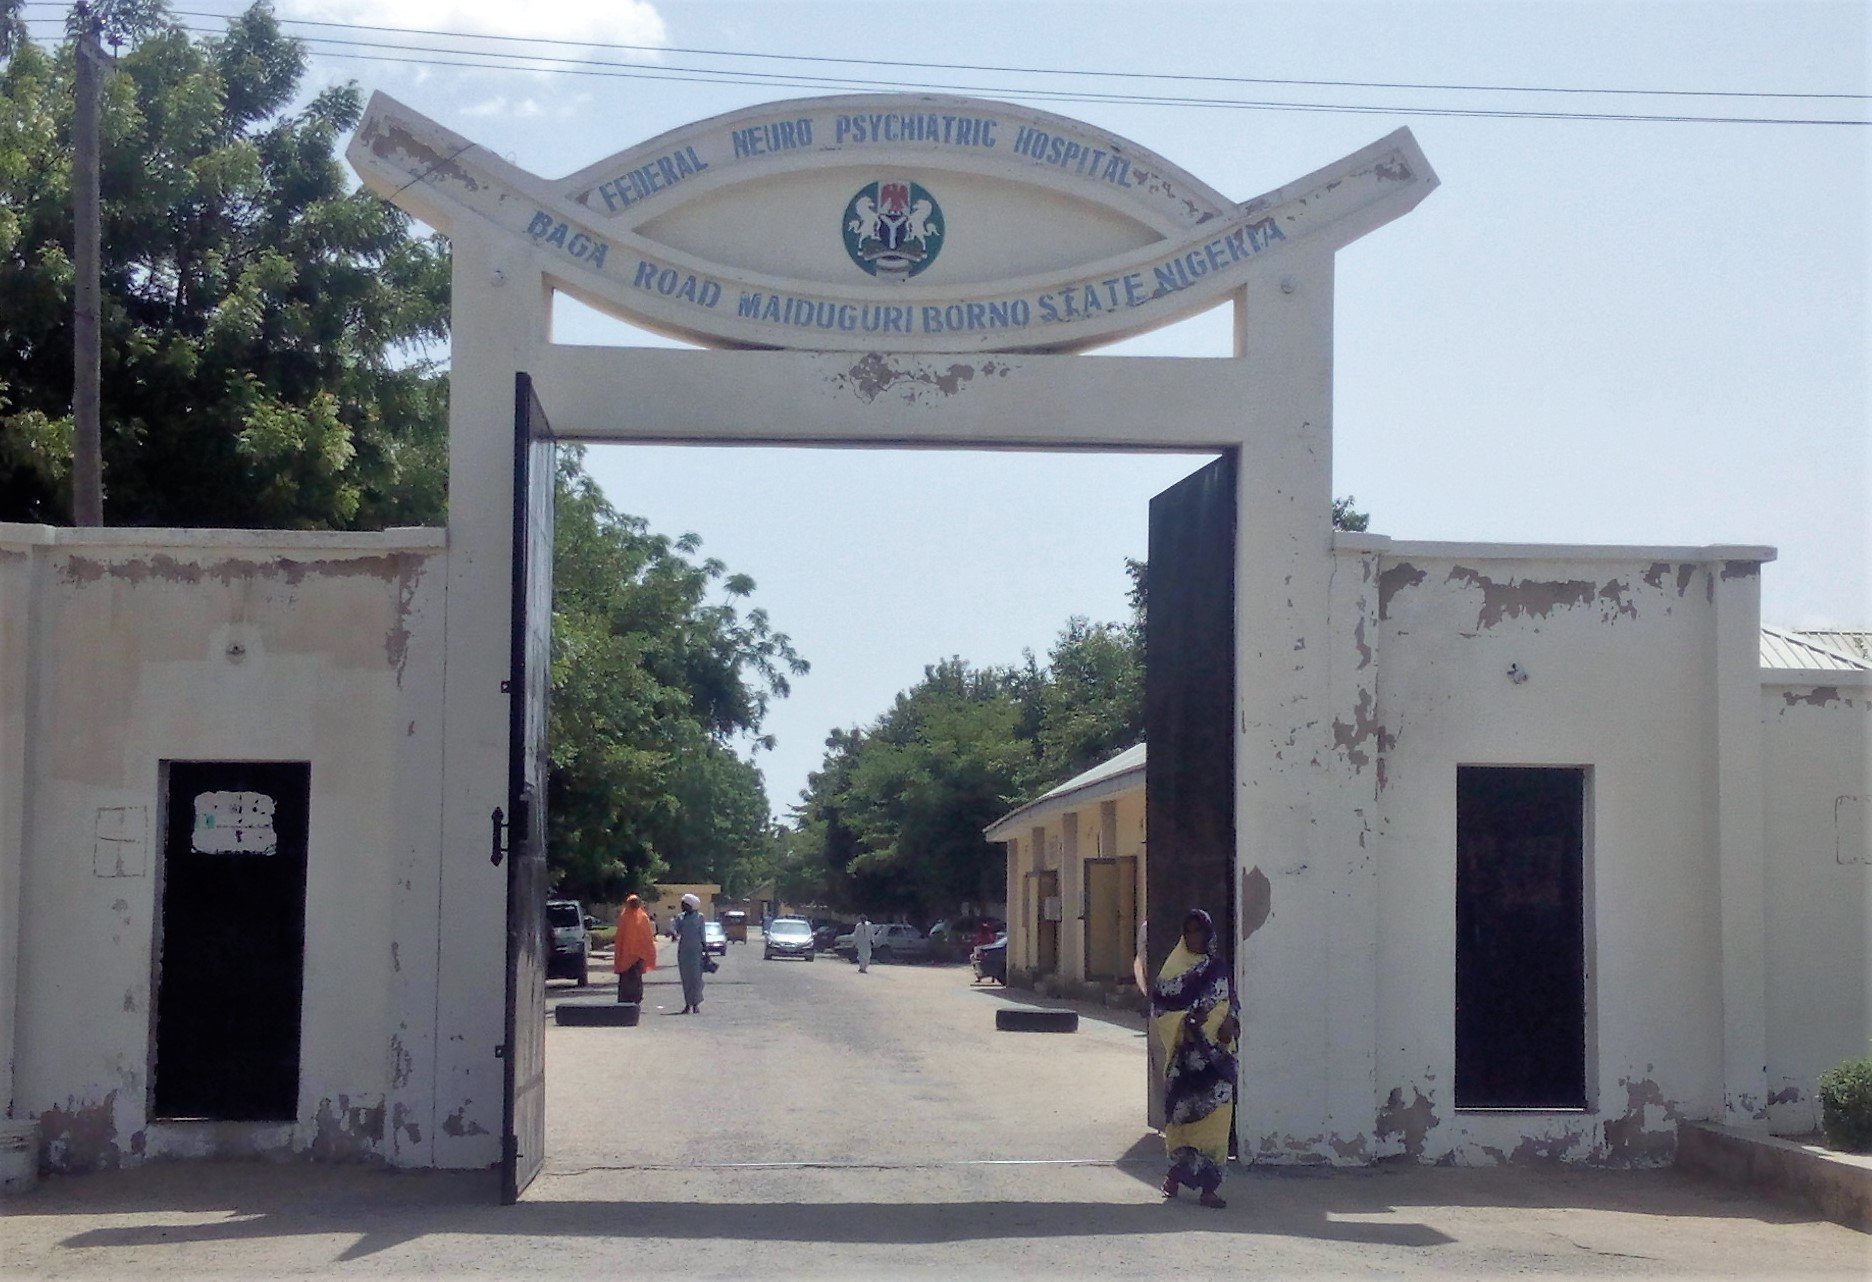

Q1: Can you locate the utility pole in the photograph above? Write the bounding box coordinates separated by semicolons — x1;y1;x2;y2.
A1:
70;1;104;526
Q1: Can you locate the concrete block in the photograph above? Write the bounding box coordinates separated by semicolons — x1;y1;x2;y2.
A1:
555;1001;641;1028
996;1009;1079;1033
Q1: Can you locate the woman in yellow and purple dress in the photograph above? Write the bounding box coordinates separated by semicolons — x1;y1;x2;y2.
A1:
1150;908;1240;1208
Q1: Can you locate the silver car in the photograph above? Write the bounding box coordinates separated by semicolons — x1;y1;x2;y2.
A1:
763;916;815;961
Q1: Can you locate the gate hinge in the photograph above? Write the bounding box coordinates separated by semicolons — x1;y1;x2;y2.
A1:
495;1043;507;1059
500;679;512;694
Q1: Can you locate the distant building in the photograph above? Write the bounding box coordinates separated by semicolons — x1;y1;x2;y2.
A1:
985;744;1144;997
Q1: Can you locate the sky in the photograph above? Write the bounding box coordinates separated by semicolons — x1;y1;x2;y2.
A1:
39;0;1867;819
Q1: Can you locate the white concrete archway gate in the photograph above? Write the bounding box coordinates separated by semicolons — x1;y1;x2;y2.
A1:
348;93;1438;1198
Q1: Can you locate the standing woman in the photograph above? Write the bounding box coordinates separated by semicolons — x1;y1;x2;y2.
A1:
1150;908;1240;1208
673;893;707;1014
613;894;657;1005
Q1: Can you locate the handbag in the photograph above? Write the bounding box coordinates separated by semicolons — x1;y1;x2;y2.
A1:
702;954;719;974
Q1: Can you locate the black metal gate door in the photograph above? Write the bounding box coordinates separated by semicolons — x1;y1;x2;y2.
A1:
1144;453;1237;1122
500;372;555;1203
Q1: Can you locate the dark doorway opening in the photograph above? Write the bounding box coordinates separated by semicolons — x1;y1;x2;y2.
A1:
1455;765;1588;1110
152;760;310;1121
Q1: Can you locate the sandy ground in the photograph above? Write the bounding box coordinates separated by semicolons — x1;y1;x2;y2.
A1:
4;939;1866;1278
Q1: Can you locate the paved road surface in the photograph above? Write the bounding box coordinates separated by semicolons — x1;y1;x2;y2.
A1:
3;936;1865;1277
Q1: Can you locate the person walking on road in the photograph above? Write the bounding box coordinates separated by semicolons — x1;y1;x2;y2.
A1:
854;914;873;973
613;894;657;1006
673;893;707;1013
1151;907;1240;1209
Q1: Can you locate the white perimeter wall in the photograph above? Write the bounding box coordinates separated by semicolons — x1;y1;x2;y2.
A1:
0;524;447;1171
1358;540;1769;1164
1761;672;1871;1133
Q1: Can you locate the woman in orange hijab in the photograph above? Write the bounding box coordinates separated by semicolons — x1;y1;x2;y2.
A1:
613;894;658;1006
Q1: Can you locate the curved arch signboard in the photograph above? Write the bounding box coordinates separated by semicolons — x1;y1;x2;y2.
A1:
349;92;1436;352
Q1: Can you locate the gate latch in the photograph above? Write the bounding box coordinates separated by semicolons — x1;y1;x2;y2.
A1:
490;807;508;866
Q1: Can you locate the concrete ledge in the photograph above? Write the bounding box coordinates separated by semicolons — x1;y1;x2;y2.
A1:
555;1001;641;1027
1676;1120;1872;1230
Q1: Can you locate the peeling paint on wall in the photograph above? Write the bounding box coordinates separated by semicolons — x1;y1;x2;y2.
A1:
58;551;424;590
1330;689;1383;770
391;1102;424;1152
1240;866;1271;939
1375;1086;1438;1160
441;1104;488;1137
1377;563;1425;620
38;1090;121;1172
1445;566;1605;629
829;352;1012;405
308;1095;387;1163
1782;686;1844;708
1599;1077;1683;1166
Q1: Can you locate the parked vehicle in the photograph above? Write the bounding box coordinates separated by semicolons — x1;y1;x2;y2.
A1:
720;909;749;943
813;920;852;952
972;932;1008;985
703;919;727;956
763;916;815;961
836;922;931;964
546;898;590;985
930;915;1004;943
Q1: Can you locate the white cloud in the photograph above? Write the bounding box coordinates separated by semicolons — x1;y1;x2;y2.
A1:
280;1;667;55
460;95;545;119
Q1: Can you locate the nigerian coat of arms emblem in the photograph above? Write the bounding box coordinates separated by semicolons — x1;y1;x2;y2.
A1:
842;180;943;280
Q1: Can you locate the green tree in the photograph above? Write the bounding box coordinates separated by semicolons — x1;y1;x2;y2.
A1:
547;451;806;903
0;1;449;528
790;659;1032;922
1;6;807;908
1027;616;1143;782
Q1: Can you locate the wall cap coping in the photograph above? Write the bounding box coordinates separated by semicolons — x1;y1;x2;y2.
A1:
0;522;446;553
1333;533;1777;563
1760;670;1872;689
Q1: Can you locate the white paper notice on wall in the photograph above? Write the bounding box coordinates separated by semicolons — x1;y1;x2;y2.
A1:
192;791;278;855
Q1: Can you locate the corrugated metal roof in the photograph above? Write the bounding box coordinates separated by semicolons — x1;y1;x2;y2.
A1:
983;741;1145;839
1760;625;1872;672
1796;629;1872;663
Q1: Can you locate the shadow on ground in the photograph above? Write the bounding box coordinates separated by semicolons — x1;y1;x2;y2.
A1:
15;1156;1846;1266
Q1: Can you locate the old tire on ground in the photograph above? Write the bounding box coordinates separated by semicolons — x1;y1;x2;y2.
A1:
995;1008;1078;1033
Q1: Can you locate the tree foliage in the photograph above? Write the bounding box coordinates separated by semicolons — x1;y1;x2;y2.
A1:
0;1;449;528
548;452;806;904
788;616;1145;923
1;8;804;907
790;496;1374;921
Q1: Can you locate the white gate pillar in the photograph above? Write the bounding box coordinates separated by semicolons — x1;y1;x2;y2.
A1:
429;222;551;1167
1231;251;1382;1163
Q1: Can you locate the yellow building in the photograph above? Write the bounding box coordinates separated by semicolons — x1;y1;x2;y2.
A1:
985;744;1145;997
644;883;719;930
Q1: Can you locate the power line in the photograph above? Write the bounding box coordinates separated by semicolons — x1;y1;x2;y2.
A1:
17;6;1870;126
158;7;1870;103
